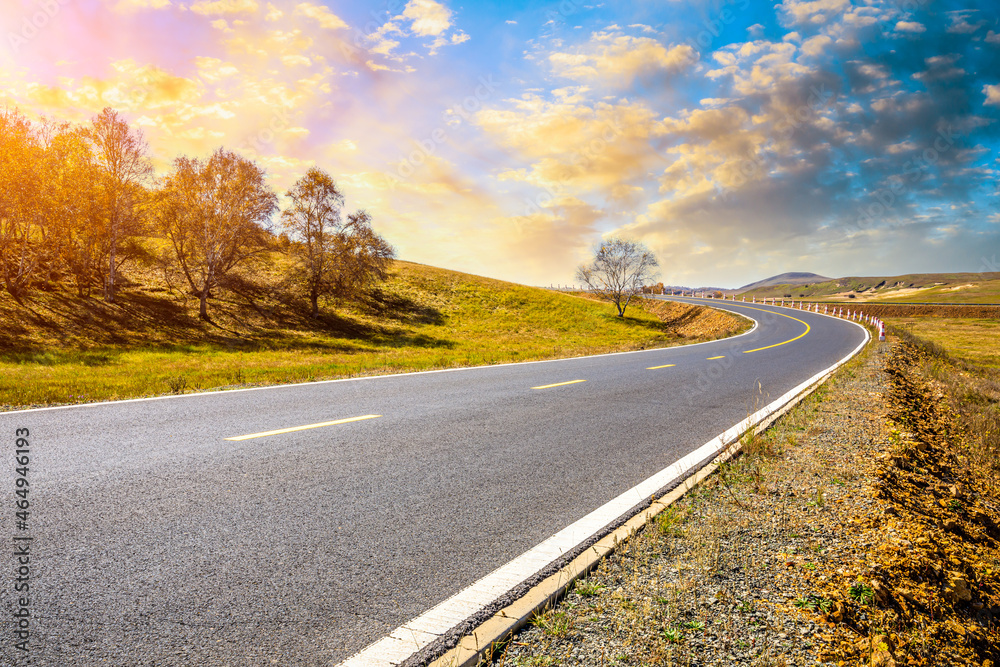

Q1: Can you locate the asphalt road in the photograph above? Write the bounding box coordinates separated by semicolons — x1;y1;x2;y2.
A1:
0;298;867;666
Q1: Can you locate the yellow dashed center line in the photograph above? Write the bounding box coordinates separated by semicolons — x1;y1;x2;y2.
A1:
646;364;676;370
707;356;725;360
532;379;587;390
225;414;381;441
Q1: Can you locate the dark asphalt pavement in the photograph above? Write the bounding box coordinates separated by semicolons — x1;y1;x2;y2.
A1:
0;298;867;665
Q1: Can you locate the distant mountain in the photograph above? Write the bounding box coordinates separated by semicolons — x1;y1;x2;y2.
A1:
737;272;831;292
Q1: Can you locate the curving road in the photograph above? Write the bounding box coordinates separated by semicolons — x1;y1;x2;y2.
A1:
0;298;867;666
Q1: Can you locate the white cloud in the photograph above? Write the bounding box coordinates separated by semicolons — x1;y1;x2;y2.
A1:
281;55;312;67
779;0;850;27
549;33;695;87
801;34;832;57
886;140;917;154
265;2;282;21
193;56;240;81
402;0;453;37
370;39;399;56
628;24;656;34
895;21;925;33
947;10;984;35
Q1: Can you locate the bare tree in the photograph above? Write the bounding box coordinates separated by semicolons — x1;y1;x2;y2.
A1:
576;237;659;317
158;148;278;320
282;167;394;316
86;108;153;302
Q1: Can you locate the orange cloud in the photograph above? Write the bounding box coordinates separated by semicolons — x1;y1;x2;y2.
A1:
549;32;695;87
478;97;665;201
112;0;173;12
190;0;259;16
293;2;348;30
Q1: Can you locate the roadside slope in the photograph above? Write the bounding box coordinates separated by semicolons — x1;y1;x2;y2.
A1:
0;261;748;409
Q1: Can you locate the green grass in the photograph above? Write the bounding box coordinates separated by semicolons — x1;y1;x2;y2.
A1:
574;579;605;597
885;317;1000;368
0;261;747;409
530;609;574;637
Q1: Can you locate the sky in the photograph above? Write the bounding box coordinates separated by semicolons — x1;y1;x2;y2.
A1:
1;0;999;288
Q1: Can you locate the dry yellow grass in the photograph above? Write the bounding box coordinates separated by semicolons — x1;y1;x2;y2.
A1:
885;317;1000;368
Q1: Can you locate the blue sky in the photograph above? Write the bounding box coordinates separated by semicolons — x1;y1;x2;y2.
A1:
1;0;998;286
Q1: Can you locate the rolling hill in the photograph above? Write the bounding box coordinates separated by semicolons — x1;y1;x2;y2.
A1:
736;272;831;292
735;271;1000;303
0;260;749;408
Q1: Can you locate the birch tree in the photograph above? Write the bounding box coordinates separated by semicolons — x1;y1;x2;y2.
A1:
42;126;104;295
0;108;43;301
282;168;394;317
86;108;153;302
281;167;344;318
159;148;278;320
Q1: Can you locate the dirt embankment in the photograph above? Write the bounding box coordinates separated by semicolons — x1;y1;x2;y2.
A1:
642;299;750;340
814;342;1000;666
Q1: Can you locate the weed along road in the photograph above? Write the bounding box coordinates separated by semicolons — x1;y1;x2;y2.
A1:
0;299;867;666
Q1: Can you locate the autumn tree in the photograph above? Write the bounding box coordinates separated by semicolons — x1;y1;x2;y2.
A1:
282;167;344;318
0;108;43;301
282;168;394;317
158;148;278;320
576;237;659;317
85;108;153;302
335;209;395;293
41;125;105;295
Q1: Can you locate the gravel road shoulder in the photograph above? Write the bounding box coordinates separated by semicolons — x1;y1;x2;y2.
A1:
496;339;896;667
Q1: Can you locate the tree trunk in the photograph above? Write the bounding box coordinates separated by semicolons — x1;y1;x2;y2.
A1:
105;239;116;303
4;278;24;305
310;291;320;318
199;287;209;321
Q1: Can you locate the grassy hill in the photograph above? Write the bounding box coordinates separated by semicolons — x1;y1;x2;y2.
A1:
736;271;1000;303
736;271;830;292
0;260;748;410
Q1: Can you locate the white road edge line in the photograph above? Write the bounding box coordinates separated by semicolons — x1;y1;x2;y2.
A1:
335;313;871;667
3;306;758;416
